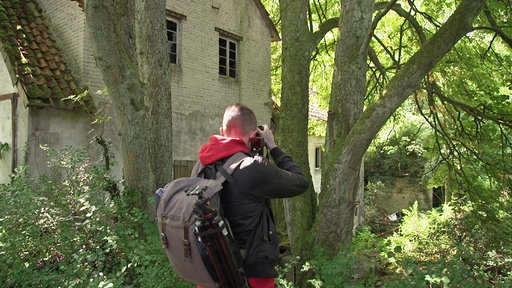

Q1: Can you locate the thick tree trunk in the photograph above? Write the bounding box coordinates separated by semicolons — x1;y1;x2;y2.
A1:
316;0;486;252
85;0;172;214
279;0;317;258
317;0;374;253
134;1;173;193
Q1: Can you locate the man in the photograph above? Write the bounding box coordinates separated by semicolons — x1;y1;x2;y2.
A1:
197;103;309;288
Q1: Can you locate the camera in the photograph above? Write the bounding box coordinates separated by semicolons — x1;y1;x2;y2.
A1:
250;126;265;156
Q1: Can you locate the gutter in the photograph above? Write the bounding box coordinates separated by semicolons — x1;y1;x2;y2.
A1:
11;92;18;175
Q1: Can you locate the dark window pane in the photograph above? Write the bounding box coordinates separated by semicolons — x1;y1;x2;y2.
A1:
219;37;237;78
167;18;178;64
166;20;176;31
219;66;226;75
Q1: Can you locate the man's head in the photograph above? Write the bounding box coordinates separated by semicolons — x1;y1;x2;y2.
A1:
220;103;258;144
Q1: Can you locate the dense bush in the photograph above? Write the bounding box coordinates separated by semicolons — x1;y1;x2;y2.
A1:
0;146;192;288
286;202;511;287
2;146;510;287
385;202;512;287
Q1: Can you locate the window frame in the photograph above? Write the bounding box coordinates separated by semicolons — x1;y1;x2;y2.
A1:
216;28;242;79
165;10;186;65
315;146;323;169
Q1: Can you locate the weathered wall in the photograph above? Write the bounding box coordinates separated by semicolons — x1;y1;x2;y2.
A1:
4;0;274;182
167;0;273;159
37;0;122;179
0;55;16;183
0;99;12;183
26;108;94;177
15;92;29;176
40;0;273;163
38;0;105;93
373;177;433;215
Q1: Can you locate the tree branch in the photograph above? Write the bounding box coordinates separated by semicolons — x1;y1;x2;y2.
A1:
348;0;487;164
483;4;512;48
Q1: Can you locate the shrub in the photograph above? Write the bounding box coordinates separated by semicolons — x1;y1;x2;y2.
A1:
287;227;387;288
0;146;192;287
385;202;512;287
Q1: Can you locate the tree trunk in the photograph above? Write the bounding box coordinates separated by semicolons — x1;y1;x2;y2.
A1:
85;0;172;214
316;0;486;252
317;0;374;254
134;1;173;194
279;0;317;258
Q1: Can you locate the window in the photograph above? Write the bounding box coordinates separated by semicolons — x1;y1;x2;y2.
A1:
315;146;323;169
218;37;237;78
216;28;242;79
166;18;178;64
165;10;186;64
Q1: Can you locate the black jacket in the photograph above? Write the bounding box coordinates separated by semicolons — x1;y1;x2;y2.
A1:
220;147;309;278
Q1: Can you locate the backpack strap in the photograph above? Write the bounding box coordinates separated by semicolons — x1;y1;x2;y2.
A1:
215;152;248;183
192;152;248;183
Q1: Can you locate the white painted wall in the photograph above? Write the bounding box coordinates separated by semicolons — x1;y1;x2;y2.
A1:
0;54;16;183
167;0;273;160
308;135;325;194
26;108;94;177
15;97;29;173
0;100;12;183
0;54;15;95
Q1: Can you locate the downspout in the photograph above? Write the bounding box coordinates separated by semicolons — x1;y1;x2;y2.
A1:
11;92;18;175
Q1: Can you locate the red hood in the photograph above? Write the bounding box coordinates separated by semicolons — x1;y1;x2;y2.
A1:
198;135;249;165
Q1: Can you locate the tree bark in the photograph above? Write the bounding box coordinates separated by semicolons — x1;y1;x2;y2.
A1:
85;0;172;213
316;0;486;252
317;0;375;254
279;0;316;258
134;1;173;193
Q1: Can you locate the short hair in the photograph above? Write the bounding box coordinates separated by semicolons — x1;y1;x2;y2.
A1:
223;103;257;136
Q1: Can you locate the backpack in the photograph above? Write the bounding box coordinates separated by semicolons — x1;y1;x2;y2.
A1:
155;152;250;288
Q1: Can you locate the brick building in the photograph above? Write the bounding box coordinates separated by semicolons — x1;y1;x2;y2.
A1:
0;0;279;182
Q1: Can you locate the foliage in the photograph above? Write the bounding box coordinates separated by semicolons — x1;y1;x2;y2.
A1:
0;146;191;288
275;228;387;288
365;99;431;179
0;141;9;160
277;202;511;287
308;119;327;137
2;146;510;287
385;203;512;287
363;181;399;234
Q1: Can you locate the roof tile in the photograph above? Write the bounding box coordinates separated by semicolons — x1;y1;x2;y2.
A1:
0;0;94;111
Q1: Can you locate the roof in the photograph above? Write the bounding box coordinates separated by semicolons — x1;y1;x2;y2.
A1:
252;0;280;41
0;0;93;111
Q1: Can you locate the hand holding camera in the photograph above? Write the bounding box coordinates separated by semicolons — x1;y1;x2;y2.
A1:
250;125;276;156
257;125;276;150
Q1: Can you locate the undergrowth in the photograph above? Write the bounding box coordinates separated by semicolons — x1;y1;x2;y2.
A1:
276;202;511;287
0;146;191;288
1;146;510;287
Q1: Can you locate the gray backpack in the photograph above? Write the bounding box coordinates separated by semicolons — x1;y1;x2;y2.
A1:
155;152;249;288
